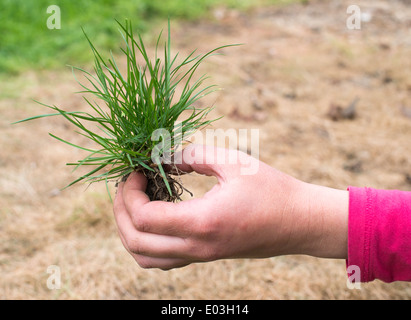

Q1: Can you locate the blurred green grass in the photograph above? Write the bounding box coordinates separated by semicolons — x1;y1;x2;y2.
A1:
0;0;299;74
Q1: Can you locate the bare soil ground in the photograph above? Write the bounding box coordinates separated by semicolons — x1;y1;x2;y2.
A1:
2;0;411;299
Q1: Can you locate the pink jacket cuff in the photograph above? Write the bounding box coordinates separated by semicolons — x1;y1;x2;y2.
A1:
347;186;411;283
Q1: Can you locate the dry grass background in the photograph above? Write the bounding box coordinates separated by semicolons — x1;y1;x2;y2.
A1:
2;0;411;299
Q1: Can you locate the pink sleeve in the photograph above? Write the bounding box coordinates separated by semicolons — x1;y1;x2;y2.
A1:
347;186;411;283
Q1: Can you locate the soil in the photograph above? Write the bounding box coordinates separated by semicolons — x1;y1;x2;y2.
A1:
120;168;190;202
146;169;190;202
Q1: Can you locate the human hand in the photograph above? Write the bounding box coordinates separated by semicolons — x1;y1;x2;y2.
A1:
113;144;348;270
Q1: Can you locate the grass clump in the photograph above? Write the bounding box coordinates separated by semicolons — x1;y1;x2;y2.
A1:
15;20;236;202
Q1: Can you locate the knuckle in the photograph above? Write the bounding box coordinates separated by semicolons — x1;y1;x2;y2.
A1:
134;256;153;269
131;214;150;233
187;238;221;262
113;196;123;216
126;237;144;255
198;245;220;262
189;215;223;262
195;214;219;239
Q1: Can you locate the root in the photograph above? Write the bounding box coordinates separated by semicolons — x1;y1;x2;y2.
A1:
118;166;192;202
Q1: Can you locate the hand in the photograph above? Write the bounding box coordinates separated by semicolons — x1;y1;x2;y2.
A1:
113;144;348;270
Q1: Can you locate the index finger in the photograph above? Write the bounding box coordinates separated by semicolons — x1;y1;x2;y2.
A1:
122;172;212;237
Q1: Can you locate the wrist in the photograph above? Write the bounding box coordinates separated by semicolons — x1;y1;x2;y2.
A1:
297;182;349;259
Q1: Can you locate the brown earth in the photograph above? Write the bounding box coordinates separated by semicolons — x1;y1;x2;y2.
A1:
1;0;411;299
